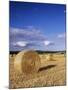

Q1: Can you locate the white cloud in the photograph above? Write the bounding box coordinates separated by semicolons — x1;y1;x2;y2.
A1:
44;40;54;46
10;27;43;36
10;27;46;41
44;40;51;46
57;33;66;38
13;41;27;47
10;27;55;50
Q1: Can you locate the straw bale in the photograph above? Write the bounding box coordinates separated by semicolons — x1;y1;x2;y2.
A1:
14;50;41;74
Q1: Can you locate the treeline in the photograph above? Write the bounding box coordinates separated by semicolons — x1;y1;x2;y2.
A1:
36;50;66;54
10;50;66;54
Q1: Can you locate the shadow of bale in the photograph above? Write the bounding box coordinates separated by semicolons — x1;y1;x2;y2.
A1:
39;65;56;72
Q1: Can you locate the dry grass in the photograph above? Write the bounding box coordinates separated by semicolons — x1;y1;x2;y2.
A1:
9;53;66;89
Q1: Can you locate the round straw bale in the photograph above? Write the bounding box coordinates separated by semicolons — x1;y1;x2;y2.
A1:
14;50;41;74
46;54;53;61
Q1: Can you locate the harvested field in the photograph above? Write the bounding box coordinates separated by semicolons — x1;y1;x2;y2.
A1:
9;53;66;89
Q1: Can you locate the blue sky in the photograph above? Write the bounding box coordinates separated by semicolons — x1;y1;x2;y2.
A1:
9;1;66;51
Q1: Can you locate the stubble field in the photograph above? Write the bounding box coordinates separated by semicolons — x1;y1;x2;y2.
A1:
9;53;66;89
